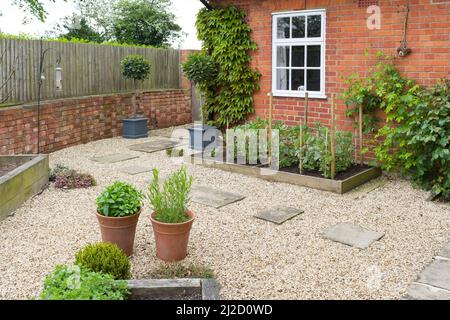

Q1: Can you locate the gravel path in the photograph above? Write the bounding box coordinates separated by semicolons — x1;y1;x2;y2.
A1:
1;125;449;300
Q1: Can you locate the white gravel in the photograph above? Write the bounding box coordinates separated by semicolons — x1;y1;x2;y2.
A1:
1;125;449;300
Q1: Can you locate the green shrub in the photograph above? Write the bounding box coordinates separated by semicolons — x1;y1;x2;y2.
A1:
182;53;217;85
120;55;151;82
147;166;193;223
40;265;129;300
97;181;143;217
75;243;131;280
148;263;215;279
375;79;450;199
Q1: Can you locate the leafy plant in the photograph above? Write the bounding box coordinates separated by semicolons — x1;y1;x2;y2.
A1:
375;79;450;199
53;170;96;189
182;53;217;85
148;263;215;279
75;243;131;280
166;148;173;157
147;166;193;223
121;54;151;117
40;265;129;300
196;6;261;127
97;181;143;217
49;163;70;181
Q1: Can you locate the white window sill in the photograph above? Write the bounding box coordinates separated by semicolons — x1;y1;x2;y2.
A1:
272;91;327;99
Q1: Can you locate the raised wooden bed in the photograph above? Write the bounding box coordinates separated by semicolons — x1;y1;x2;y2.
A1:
126;279;220;300
190;154;381;194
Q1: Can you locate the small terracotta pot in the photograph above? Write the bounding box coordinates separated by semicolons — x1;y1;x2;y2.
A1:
96;209;141;256
150;211;195;262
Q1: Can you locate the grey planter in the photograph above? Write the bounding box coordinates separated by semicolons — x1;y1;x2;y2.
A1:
188;125;218;151
122;117;149;139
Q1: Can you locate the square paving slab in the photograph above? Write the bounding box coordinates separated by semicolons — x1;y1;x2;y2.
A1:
438;243;450;259
120;166;153;175
254;207;304;225
406;283;450;300
190;186;245;209
90;153;139;164
323;222;384;249
128;138;182;154
417;259;450;291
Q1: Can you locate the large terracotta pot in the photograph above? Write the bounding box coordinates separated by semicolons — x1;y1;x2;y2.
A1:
96;209;141;256
150;211;195;262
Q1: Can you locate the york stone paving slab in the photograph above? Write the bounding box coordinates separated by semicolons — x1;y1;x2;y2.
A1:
90;153;139;164
128;138;182;154
120;166;153;175
254;207;304;225
323;222;385;249
190;186;245;209
406;283;450;300
417;259;450;291
437;242;450;259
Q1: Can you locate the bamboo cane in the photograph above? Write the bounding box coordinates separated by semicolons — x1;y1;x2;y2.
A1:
324;127;329;177
359;104;364;166
330;95;336;179
354;127;358;164
268;92;273;167
299;118;303;174
304;92;309;126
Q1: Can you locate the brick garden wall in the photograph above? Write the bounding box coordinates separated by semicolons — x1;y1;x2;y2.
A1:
0;89;192;155
211;0;450;132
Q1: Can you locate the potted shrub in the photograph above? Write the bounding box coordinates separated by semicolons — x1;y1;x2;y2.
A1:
120;54;152;139
147;166;194;262
182;53;218;151
96;181;144;256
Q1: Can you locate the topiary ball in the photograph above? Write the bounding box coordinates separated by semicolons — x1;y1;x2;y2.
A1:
75;242;131;280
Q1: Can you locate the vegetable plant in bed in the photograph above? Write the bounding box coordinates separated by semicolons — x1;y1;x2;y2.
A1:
147;166;194;262
96;181;144;256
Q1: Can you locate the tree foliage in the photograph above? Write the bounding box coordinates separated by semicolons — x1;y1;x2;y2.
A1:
11;0;65;22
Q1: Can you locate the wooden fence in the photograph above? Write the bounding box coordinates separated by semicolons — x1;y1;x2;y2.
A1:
0;38;181;104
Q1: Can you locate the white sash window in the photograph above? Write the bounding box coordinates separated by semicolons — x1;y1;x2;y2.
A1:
272;9;326;98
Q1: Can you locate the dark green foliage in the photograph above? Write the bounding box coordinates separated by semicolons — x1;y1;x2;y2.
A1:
148;263;215;279
147;167;193;223
75;243;131;280
196;6;261;127
40;265;129;300
11;0;66;22
57;16;105;43
182;53;218;85
112;0;181;47
375;79;450;199
97;181;143;217
120;55;151;82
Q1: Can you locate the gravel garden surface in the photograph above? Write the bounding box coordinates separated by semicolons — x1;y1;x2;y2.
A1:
0;125;449;300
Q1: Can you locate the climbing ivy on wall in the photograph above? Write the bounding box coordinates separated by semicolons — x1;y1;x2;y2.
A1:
195;6;261;127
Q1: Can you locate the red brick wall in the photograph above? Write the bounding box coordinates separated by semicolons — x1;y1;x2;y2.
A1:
210;0;450;132
0;89;192;155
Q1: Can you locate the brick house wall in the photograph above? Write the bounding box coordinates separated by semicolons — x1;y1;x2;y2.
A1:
0;89;192;155
210;0;450;132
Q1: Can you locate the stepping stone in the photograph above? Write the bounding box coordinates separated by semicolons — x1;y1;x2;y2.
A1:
417;259;450;291
254;207;304;225
90;153;139;164
120;166;152;175
323;222;384;249
406;283;450;300
128;138;181;153
437;243;450;259
190;186;245;209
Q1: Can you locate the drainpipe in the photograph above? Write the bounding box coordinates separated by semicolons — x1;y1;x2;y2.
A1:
199;0;213;10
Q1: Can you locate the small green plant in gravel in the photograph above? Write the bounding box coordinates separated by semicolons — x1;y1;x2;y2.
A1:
147;166;193;223
49;164;70;181
75;243;131;280
166;148;174;157
148;263;215;279
40;265;129;300
97;181;143;217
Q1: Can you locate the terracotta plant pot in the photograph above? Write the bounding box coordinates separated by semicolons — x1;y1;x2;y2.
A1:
150;211;195;262
96;209;141;256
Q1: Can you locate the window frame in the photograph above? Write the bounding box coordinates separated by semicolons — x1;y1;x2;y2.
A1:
272;9;327;99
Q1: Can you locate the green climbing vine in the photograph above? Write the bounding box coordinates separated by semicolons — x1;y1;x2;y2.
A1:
194;6;261;128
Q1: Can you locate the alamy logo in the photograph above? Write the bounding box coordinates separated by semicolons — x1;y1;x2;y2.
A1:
367;5;381;30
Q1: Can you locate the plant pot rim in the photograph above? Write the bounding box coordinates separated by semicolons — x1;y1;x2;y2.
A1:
150;210;194;226
96;208;142;220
